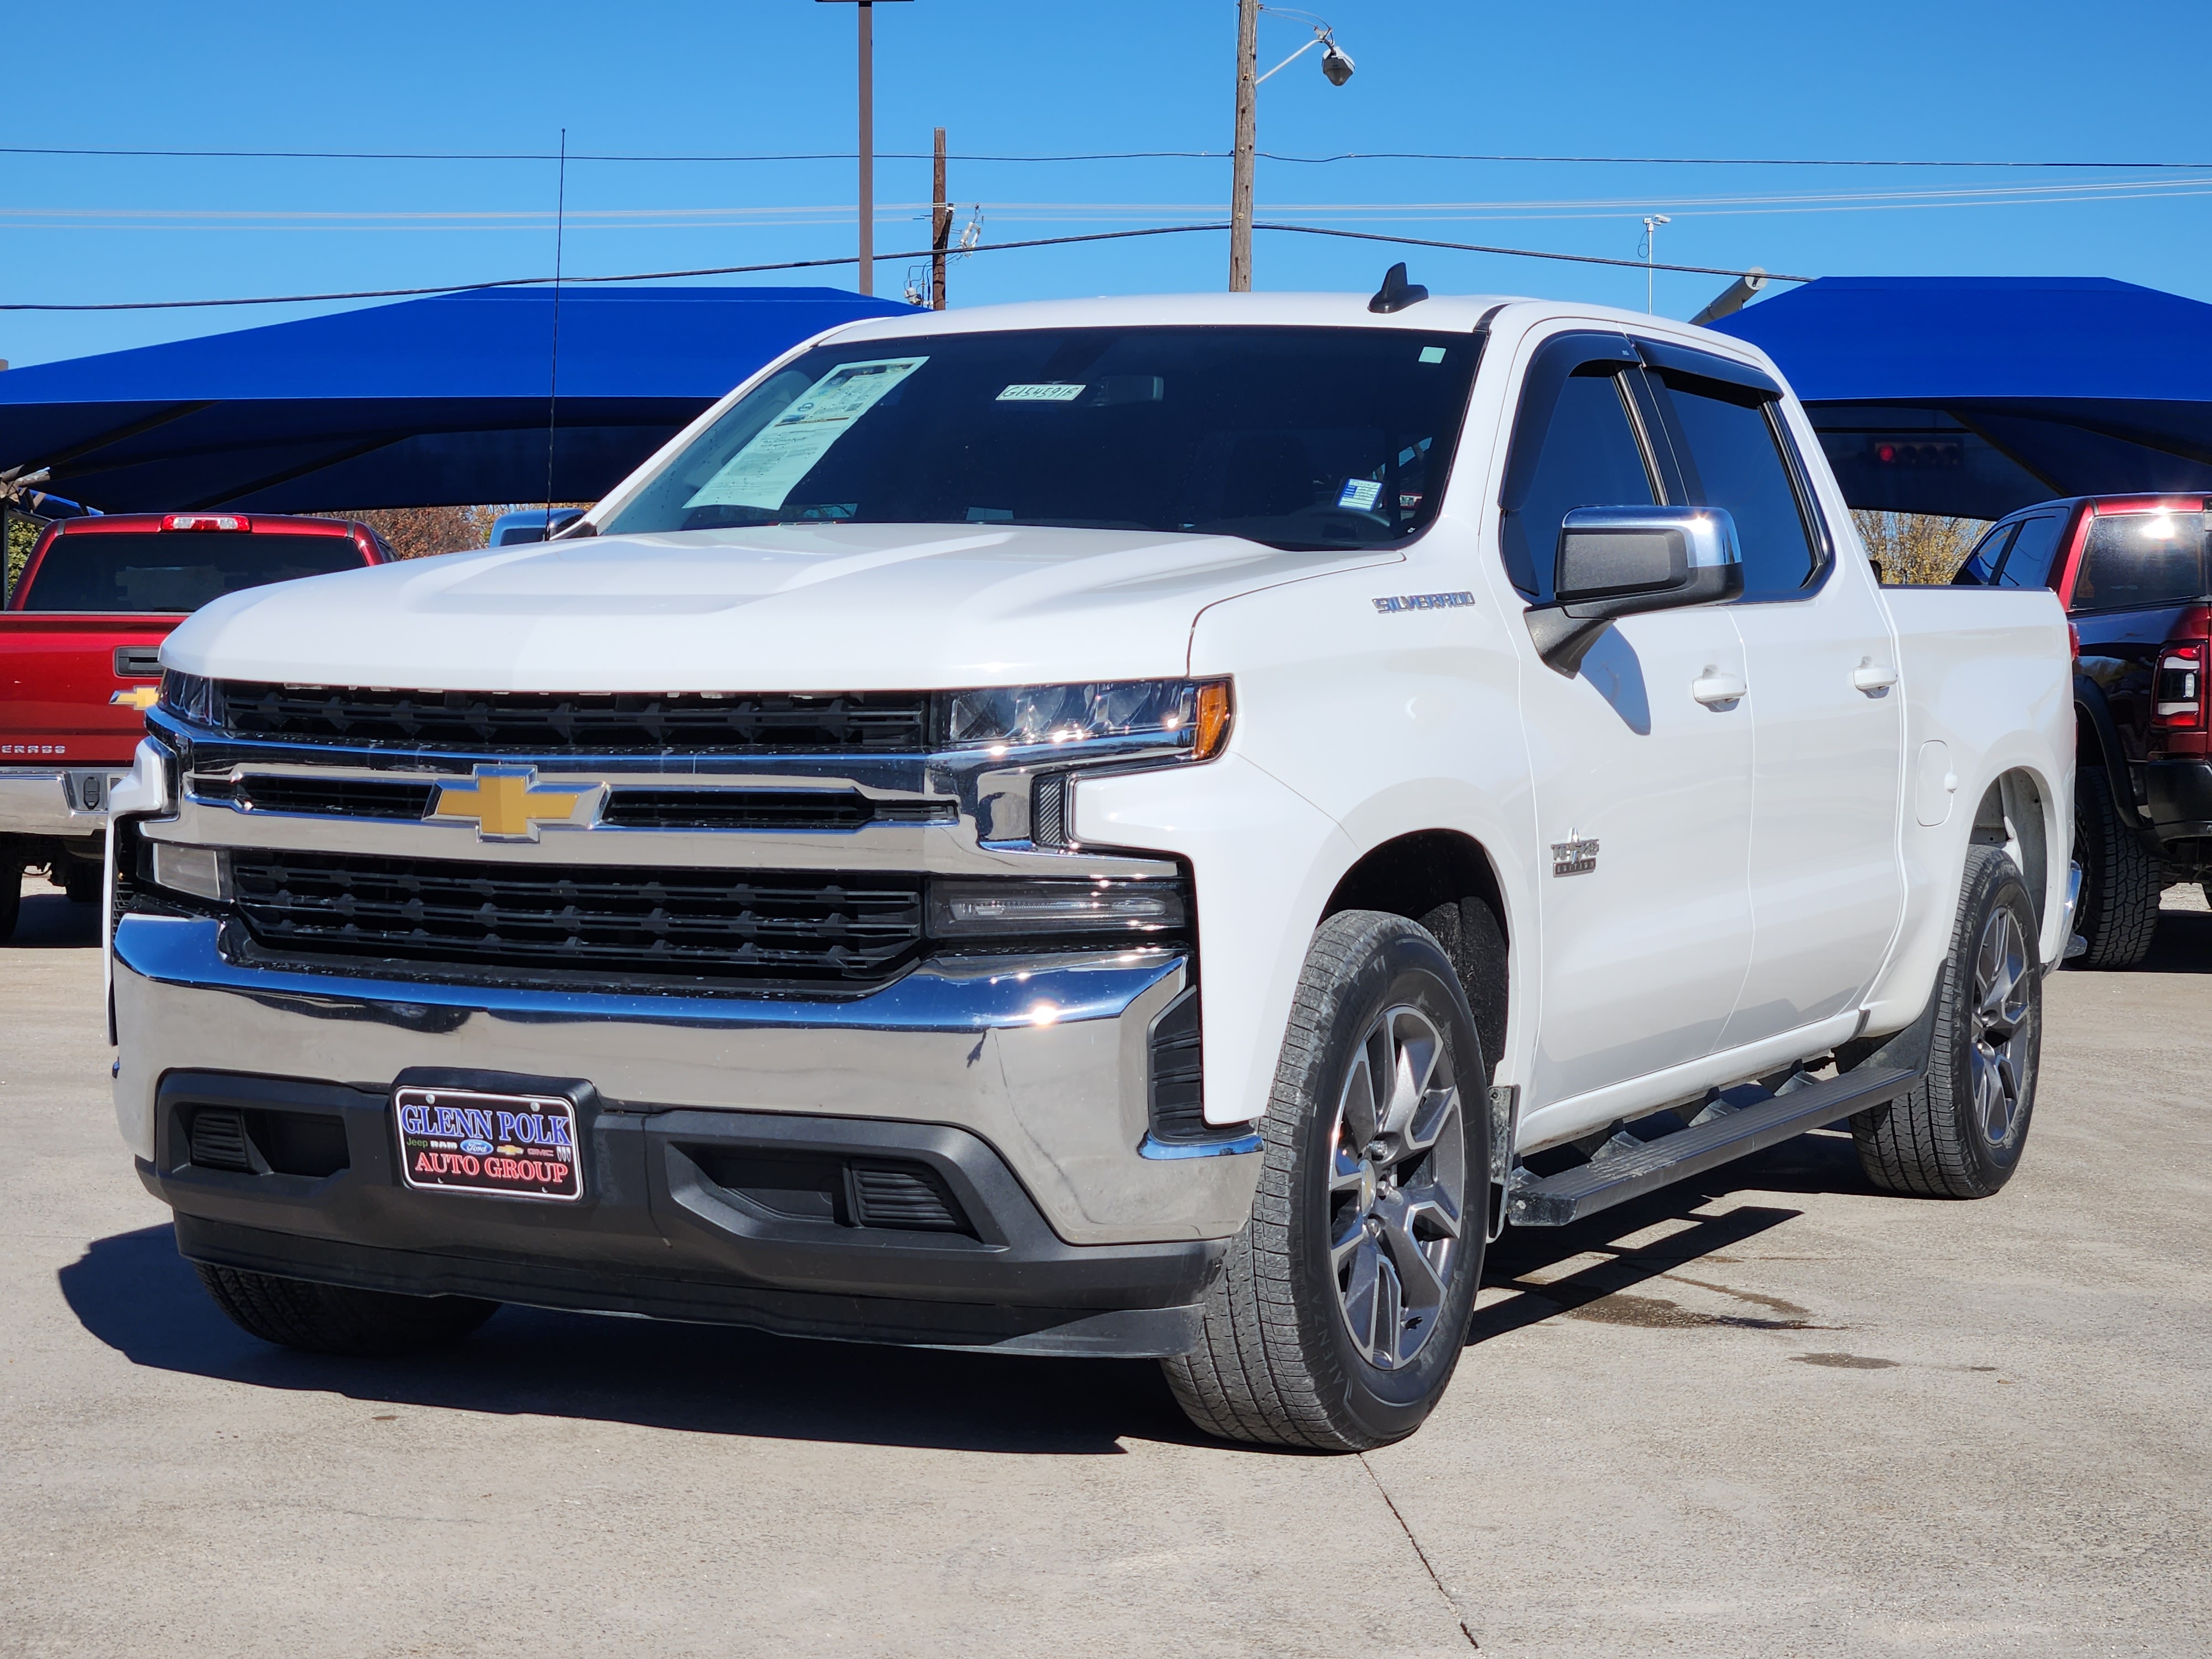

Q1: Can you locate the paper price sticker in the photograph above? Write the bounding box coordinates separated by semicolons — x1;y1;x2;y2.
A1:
1338;478;1383;511
996;383;1088;403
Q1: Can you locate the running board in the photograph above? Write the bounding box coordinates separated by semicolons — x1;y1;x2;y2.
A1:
1504;1063;1919;1228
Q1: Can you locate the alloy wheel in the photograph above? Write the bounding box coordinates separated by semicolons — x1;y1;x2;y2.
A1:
1327;1005;1467;1370
1970;905;2033;1147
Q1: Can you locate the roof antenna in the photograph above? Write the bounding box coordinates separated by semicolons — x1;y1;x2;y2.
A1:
1368;261;1428;314
541;127;567;541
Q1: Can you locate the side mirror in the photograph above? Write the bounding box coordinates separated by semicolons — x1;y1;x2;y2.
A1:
1525;505;1744;675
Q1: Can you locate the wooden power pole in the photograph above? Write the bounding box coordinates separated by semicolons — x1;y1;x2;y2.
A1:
932;127;950;310
1229;0;1258;293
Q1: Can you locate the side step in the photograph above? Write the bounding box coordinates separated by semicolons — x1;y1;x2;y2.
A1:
1505;1063;1918;1228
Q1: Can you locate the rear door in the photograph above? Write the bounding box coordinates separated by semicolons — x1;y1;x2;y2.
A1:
1630;341;1906;1044
1501;332;1757;1110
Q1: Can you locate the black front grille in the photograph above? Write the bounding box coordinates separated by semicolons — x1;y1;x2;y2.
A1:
599;789;952;831
197;774;439;820
202;680;931;755
227;850;925;988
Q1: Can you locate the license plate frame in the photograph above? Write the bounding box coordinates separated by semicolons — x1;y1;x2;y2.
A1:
393;1085;585;1202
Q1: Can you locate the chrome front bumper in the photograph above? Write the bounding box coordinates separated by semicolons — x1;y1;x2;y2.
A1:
0;766;125;838
112;914;1261;1246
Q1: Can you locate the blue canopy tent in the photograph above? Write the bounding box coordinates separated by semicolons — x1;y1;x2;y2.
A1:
1709;276;2212;519
0;286;909;513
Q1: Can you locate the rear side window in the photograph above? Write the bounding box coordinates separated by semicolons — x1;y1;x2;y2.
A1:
18;531;362;613
1499;369;1656;601
2070;511;2209;613
1992;514;2064;590
1662;385;1819;599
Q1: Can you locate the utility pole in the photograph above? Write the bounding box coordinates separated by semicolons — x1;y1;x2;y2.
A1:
1229;0;1259;293
857;1;874;294
818;0;910;296
932;126;950;309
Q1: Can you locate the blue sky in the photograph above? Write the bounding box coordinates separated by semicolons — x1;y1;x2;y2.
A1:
6;0;2211;368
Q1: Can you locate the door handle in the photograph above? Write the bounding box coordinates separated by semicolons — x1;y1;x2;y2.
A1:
1691;669;1749;706
1851;658;1900;693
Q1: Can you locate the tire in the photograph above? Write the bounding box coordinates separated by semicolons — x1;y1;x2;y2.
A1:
2072;765;2159;969
194;1262;498;1357
1853;846;2042;1199
0;864;20;945
1164;910;1488;1451
61;859;101;905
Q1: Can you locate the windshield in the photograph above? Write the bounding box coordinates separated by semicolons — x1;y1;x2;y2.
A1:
17;530;364;613
602;325;1483;550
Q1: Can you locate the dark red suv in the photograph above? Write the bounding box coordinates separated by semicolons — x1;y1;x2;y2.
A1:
1953;495;2209;966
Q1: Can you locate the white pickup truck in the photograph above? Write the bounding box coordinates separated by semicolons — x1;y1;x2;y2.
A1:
107;279;2074;1450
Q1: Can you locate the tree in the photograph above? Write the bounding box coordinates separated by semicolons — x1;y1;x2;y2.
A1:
315;505;504;560
1851;510;1989;586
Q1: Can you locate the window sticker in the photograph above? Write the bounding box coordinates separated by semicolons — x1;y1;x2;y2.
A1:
996;382;1087;403
686;357;928;509
1418;346;1448;364
1338;478;1384;511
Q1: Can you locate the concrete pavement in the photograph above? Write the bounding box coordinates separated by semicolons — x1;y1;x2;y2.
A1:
3;874;2206;1657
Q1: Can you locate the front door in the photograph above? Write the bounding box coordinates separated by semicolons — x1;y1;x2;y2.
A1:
1500;332;1758;1117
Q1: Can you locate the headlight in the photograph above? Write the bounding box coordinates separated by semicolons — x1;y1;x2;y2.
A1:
159;671;220;726
927;877;1187;940
938;679;1232;759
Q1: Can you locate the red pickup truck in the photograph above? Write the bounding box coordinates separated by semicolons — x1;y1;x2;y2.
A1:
2;511;389;938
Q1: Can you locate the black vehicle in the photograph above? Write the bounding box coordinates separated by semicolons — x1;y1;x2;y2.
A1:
1953;494;2209;966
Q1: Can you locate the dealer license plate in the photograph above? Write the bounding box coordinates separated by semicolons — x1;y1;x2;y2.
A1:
393;1086;584;1202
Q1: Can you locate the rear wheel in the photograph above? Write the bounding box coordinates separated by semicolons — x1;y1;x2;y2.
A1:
1164;910;1487;1451
1853;846;2041;1198
2072;765;2159;968
194;1262;498;1356
0;863;21;943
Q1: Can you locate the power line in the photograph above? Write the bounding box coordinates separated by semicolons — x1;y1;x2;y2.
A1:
7;142;2212;170
0;222;1803;314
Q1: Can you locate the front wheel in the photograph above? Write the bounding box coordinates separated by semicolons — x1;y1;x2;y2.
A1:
1164;910;1488;1451
1853;845;2042;1198
195;1262;498;1356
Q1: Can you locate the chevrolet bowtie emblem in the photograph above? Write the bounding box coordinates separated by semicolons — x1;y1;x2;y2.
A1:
432;764;587;841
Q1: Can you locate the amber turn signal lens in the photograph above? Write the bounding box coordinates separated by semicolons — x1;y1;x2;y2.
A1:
1191;680;1233;760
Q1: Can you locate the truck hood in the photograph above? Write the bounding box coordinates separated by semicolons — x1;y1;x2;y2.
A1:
162;523;1395;692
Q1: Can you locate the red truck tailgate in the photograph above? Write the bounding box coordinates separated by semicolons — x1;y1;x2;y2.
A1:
0;614;178;766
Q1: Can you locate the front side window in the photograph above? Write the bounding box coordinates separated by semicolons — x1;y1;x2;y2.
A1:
1662;384;1819;599
2071;510;2209;613
1498;368;1657;601
17;532;362;613
1955;521;2018;586
602;326;1482;553
1993;514;2065;591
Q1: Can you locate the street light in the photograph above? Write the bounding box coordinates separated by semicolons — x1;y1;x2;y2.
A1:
1230;1;1354;293
817;0;912;297
1640;213;1672;314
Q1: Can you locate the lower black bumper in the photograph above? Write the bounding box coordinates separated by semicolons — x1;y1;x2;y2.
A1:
144;1069;1226;1359
2145;759;2212;843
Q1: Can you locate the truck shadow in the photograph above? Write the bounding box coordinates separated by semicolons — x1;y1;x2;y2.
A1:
2137;904;2212;974
1470;1127;1872;1344
4;888;101;950
56;1223;1196;1454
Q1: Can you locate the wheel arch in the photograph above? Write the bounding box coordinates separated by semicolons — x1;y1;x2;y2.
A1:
1319;828;1511;1082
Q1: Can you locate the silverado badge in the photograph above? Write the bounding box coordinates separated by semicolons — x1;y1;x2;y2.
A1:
431;764;589;842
